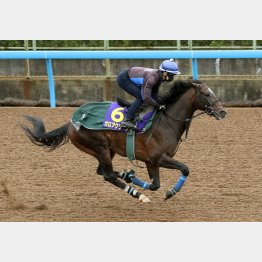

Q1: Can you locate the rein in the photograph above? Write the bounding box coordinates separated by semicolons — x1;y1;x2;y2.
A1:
164;99;220;123
165;109;206;123
163;110;205;140
145;110;164;145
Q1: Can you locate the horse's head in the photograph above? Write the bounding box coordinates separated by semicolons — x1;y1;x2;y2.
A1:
191;82;227;120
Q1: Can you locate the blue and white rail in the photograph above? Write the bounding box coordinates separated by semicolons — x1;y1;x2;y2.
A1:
1;50;262;107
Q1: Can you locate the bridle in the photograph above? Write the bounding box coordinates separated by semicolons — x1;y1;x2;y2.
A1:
159;83;220;139
166;83;220;122
192;82;221;116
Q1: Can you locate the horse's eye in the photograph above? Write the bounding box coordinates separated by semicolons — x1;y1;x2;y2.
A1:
205;93;211;97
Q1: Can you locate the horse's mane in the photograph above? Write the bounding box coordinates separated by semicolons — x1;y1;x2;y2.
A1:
158;79;203;106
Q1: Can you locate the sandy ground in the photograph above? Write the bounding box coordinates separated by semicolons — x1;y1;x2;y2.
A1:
0;107;261;221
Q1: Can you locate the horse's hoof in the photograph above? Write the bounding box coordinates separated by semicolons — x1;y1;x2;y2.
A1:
164;190;175;201
139;194;150;203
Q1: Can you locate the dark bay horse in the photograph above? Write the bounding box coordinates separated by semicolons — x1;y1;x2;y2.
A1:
21;80;226;203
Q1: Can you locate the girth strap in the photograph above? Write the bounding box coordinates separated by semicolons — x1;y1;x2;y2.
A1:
126;130;136;160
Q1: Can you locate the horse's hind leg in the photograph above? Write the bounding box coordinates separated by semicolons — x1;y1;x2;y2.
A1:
96;150;115;176
97;151;150;190
97;150;150;203
114;164;160;191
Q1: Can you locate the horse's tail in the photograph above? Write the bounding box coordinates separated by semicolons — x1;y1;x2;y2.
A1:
20;115;70;151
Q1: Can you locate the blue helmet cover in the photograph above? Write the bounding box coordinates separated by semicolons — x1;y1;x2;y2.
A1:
159;59;181;75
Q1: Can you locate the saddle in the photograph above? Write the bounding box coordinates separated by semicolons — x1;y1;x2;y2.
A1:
116;97;155;123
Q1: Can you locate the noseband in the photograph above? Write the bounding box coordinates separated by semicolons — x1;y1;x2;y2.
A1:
192;83;220;116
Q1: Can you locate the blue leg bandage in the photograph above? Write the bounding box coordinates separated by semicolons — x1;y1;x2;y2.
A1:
131;177;150;189
173;175;187;193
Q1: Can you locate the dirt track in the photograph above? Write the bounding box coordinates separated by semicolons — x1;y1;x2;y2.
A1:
0;107;261;221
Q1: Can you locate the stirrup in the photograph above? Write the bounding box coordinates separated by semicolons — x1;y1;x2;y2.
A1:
121;123;136;129
121;121;137;131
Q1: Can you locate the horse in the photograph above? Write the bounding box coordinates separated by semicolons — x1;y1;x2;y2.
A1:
20;80;226;203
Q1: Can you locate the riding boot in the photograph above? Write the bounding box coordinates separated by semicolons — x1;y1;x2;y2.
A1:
121;117;136;129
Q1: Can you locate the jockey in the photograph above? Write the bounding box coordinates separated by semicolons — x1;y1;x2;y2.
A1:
116;59;181;129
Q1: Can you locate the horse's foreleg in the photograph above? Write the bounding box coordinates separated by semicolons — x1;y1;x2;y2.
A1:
146;165;160;191
158;154;189;200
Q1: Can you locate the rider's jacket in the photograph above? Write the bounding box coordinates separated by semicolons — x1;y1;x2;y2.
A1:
128;66;163;106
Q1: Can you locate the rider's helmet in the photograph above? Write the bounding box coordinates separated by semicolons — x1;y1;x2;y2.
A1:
159;59;181;75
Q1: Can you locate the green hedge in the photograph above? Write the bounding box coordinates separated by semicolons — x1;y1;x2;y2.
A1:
0;40;259;48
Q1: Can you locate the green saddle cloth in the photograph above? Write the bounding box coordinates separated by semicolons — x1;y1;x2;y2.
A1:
71;101;156;133
71;102;111;130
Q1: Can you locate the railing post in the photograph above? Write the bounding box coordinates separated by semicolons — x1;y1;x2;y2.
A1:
104;40;111;76
45;59;56;108
188;40;193;77
103;40;111;101
32;40;37;50
24;40;30;79
177;40;181;50
192;58;198;80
